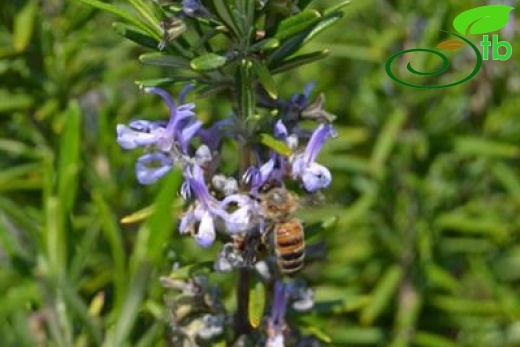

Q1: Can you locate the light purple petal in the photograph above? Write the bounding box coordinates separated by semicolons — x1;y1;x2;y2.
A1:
274;120;288;139
178;83;195;103
188;164;214;207
179;210;194;234
144;87;177;116
180;120;203;152
290;155;306;178
116;124;158;149
135;153;173;185
180;180;191;200
303;124;336;164
303;81;316;99
182;0;203;16
220;194;249;208
301;162;331;192
195;211;215;247
144;87;197;152
198;118;232;150
272;281;288;323
223;206;251;234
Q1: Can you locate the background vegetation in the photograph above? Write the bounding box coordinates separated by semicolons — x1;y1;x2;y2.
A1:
1;0;519;346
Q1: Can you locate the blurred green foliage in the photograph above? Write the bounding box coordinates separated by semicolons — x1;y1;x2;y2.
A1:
1;0;519;346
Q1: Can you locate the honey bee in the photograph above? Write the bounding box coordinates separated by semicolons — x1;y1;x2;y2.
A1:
260;187;305;275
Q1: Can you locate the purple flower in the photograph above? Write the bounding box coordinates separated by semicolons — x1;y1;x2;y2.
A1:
243;156;276;192
282;82;315;120
266;281;289;347
243;120;292;191
179;164;220;247
198;117;233;150
135;153;173;185
182;0;210;17
116;124;159;149
143;86;197;152
219;194;258;234
291;124;336;192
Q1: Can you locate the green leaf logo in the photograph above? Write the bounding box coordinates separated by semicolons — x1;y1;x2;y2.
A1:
453;5;514;35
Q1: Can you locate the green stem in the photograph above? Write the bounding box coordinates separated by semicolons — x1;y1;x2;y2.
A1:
234;2;256;336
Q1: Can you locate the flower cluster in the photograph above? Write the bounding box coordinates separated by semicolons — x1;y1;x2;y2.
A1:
117;85;336;250
116;84;334;345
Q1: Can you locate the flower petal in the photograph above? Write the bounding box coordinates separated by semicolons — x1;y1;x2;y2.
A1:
195;211;215;247
304;124;336;164
223;206;251;234
135;153;173;185
274;120;288;139
116;124;158;149
180;120;203;152
301;162;331;192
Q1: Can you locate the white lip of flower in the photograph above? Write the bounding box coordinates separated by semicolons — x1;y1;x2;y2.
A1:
195;211;216;248
290;123;336;192
218;194;259;234
300;162;332;192
116;124;158;149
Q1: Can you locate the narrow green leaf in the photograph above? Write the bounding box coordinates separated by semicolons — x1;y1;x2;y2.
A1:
211;0;240;36
60;278;103;345
300;325;332;343
130;170;181;273
435;212;510;240
453;5;515;35
370;108;406;179
413;332;459;347
139;52;190;68
0;282;40;318
58;101;81;218
249;38;280;52
271;50;329;74
274;10;321;41
127;0;162;33
360;265;403;325
0;163;42;189
0;91;33;113
453;136;519;158
135;77;199;88
389;287;422;347
252;62;277;98
237;59;255;120
13;0;38;51
113;22;159;49
45;197;66;278
330;328;384;345
323;0;351;16
0;139;39;158
298;0;314;10
75;0;158;38
303;11;343;45
120;205;155;224
190;53;228;71
430;296;500;315
292;315;333;343
248;275;265;328
92;192;126;313
424;263;459;292
492;162;520;204
259;133;291;156
145;170;182;264
267;31;308;64
111;264;150;346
